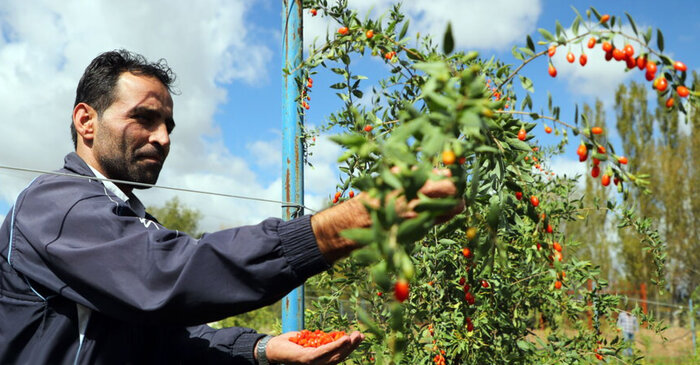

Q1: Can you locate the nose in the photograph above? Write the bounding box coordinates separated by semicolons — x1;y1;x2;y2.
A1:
149;121;171;151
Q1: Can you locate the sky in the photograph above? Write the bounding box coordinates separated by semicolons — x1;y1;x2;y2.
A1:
0;0;697;232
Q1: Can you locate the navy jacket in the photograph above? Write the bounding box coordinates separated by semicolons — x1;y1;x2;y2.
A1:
0;152;329;364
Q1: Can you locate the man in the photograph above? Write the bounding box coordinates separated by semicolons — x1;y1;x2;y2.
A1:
617;308;639;357
0;50;461;364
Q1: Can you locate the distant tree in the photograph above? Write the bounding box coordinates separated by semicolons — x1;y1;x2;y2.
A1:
614;74;699;301
148;197;202;238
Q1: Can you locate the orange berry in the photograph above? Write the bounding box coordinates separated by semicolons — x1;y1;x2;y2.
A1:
618;156;628;165
677;85;690;98
666;97;675;108
545;125;552;134
518;128;527;141
548;45;556;57
579;54;588;66
673;61;687;72
623;44;634;58
310;8;318;16
364;125;373;132
338;26;349;35
552;242;562;252
591;127;603;135
554;280;562;289
601;174;611;187
548;64;557;78
365;30;374;39
530;195;539;207
394;280;409;302
587;37;596;49
600;14;610;23
602;42;613;53
462;247;472;259
442;150;456;165
566;52;575;63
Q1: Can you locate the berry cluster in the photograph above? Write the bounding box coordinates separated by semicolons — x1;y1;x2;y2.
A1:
288;329;346;348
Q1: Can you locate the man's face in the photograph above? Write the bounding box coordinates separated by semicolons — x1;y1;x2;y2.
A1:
92;72;174;187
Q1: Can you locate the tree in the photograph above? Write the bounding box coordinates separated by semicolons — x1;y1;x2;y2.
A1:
147;197;202;238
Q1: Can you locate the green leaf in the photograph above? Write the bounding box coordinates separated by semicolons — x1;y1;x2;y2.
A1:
641;27;651;46
625;12;638;35
538;28;555;42
571;16;580;36
341;54;351;65
555;20;564;38
508;138;531;152
352;89;364;98
397;212;434;243
519;75;534;93
656;29;664;52
442;22;455;55
399;20;410;40
414;196;459;213
340;227;375;246
330;82;347;89
526;35;535;52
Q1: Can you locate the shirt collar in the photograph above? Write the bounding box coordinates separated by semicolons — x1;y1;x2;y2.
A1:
87;165;147;218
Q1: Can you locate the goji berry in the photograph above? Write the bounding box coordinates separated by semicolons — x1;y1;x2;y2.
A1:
587;37;596;49
338;26;349;35
677;85;690;98
309;8;317;16
591;127;603;135
579;54;588;66
394;280;409;302
530;195;539;207
515;191;523;200
618;156;628;165
545;125;552;133
673;61;687;72
442;150;456;165
601;174;611;186
365;30;374;39
566;52;575;63
548;45;556;57
548;64;557;78
518;128;527;141
600;14;610;23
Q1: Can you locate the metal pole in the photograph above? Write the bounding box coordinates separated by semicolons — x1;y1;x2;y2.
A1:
281;0;304;333
690;298;696;356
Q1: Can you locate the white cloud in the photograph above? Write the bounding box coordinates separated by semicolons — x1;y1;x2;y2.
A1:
0;0;281;232
549;155;587;190
304;0;541;51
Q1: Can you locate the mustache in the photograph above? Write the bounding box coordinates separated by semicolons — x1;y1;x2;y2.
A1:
134;145;166;162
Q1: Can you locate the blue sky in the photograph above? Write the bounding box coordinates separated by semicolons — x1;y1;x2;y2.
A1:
0;0;697;231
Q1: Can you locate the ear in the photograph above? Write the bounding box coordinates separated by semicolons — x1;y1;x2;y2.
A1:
73;103;97;144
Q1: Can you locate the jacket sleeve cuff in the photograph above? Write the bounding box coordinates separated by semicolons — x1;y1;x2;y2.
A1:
231;332;267;364
278;215;330;280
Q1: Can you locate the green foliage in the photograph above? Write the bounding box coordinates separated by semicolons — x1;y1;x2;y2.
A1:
299;1;697;364
147;197;203;238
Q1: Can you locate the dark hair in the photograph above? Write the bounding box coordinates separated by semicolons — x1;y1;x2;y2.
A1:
71;49;177;148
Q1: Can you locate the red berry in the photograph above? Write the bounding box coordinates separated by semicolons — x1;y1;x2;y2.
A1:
566;52;575;63
597;145;606;154
310;8;318;16
394;280;409;302
646;61;657;75
587;37;596;49
338;26;349;35
546;224;553;234
645;71;655;81
577;143;588;160
636;55;647;70
465;292;475;305
466;317;474;332
677;85;690;98
623;44;634;58
548;64;557;78
459;277;466;286
365;30;374;39
530;195;539;207
618;156;628;165
554;280;562;289
515;191;523;200
481;280;489;288
673;61;687;72
545;125;552;134
612;48;625;61
601;174;611;187
462;247;472;259
605;50;613;61
579;54;588;66
654;77;668;92
349;190;355;198
552;242;562;252
518;128;527;141
591;165;600;178
602;42;613;53
591;127;603;135
666;97;675;108
548;45;556;57
600;14;610;23
364;125;373;132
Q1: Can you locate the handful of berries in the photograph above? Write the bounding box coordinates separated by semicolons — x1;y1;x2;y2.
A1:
288;329;346;348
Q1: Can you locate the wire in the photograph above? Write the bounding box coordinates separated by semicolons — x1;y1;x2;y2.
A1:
0;163;318;214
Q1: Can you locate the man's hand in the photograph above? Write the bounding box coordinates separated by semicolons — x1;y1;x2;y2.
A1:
262;331;364;365
311;169;464;263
